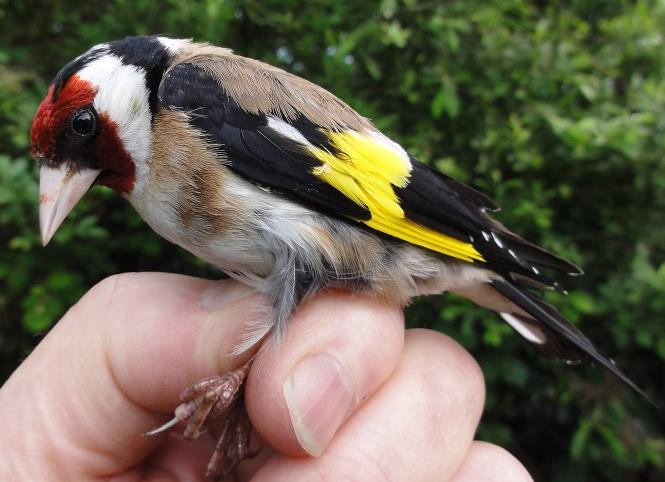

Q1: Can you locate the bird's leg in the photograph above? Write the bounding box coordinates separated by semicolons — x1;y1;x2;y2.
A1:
146;361;260;479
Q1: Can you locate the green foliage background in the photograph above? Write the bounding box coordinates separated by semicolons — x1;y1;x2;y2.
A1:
1;0;664;480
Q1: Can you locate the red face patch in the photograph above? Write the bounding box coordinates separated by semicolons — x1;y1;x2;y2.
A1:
94;113;136;193
31;76;97;158
31;75;136;194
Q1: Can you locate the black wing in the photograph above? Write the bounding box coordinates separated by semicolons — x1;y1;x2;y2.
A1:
158;61;579;287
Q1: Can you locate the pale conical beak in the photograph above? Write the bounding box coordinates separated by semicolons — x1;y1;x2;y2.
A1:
39;165;100;246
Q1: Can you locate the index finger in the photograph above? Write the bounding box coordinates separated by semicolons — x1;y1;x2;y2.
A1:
0;273;262;477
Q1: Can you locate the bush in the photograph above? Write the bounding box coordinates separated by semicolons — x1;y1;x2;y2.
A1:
1;1;663;480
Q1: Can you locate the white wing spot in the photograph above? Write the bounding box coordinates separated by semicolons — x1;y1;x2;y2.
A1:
491;232;504;248
267;116;313;147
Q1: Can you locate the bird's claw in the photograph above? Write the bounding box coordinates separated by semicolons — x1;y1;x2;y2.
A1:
145;362;259;480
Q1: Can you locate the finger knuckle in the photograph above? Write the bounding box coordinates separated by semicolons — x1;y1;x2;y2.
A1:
405;330;486;446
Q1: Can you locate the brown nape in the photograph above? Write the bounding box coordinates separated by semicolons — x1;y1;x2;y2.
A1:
172;42;373;131
149;109;234;238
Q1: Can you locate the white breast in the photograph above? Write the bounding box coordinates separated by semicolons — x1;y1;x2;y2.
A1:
127;171;328;287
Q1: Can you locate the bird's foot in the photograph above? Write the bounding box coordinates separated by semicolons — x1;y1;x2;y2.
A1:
146;362;260;480
175;364;249;439
206;401;260;480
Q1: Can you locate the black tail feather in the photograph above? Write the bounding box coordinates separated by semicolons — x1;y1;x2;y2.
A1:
500;232;583;276
491;279;657;406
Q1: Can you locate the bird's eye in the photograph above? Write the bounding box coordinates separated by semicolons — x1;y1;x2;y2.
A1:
70;108;96;137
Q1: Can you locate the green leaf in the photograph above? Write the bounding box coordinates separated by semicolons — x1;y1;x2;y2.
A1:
431;78;460;119
571;420;592;459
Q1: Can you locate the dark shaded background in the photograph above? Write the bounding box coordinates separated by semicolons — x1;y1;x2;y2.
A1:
1;1;664;480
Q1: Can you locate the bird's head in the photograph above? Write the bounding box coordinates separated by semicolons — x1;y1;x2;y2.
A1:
31;36;175;245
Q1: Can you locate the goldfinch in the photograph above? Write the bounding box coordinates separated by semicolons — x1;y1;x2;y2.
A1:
31;35;648;479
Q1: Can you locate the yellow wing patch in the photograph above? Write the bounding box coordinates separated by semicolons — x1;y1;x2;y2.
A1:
307;130;484;263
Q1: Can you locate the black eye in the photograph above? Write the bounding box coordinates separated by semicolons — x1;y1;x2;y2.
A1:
71;108;96;137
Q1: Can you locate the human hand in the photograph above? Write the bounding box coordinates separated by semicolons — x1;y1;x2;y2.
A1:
0;272;533;481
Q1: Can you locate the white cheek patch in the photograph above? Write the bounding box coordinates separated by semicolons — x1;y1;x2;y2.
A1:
77;54;152;193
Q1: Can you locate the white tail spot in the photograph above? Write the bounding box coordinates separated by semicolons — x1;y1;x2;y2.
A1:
500;312;547;344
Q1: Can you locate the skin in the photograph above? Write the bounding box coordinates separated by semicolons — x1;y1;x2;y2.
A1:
0;272;533;482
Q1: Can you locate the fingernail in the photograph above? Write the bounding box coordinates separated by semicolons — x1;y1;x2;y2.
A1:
200;280;255;311
283;353;355;456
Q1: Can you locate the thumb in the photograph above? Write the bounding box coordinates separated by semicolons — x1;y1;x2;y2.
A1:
246;291;405;457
